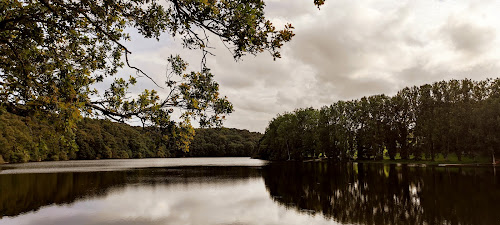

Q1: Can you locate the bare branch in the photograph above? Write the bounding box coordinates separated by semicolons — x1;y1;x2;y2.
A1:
124;51;163;88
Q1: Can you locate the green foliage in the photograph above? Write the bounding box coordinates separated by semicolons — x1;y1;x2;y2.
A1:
0;111;260;163
259;78;500;162
75;118;153;159
188;128;262;157
0;0;301;157
0;0;292;120
0;111;72;163
256;108;318;160
314;0;326;8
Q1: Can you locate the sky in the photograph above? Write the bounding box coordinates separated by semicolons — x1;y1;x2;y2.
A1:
117;0;500;133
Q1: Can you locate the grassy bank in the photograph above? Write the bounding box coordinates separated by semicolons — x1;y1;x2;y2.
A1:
300;153;495;166
354;153;493;166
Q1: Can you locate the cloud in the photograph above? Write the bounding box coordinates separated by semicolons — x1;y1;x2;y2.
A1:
104;0;500;132
441;17;496;56
2;180;336;225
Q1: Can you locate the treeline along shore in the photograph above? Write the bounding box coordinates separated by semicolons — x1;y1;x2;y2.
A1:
0;111;261;163
256;78;500;163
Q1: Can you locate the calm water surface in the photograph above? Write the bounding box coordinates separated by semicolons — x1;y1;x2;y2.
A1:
0;158;499;225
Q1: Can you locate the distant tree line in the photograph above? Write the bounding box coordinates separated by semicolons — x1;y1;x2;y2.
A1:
0;110;261;163
188;128;262;157
257;78;500;162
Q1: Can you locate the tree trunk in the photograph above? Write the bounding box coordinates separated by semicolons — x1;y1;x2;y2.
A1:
493;150;496;165
430;140;435;161
400;139;409;160
286;141;291;161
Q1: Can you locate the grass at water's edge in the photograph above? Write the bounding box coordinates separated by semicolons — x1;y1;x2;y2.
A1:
363;153;492;165
354;159;493;166
301;153;496;166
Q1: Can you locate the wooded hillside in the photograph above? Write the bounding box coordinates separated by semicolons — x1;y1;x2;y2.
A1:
0;110;261;163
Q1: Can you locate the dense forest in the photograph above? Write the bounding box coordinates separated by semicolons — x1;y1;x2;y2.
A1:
188;128;261;157
0;110;261;163
257;78;500;162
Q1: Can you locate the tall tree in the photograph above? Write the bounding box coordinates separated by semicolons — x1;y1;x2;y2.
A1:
259;78;499;163
0;0;298;152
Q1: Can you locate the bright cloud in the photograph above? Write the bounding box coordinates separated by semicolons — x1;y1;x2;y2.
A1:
112;0;500;132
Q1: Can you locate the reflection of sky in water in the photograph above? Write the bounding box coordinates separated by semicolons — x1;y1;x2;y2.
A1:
0;158;268;174
2;161;499;224
0;178;338;225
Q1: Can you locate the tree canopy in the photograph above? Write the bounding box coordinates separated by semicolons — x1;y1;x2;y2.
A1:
188;127;261;157
0;110;261;163
0;0;296;121
0;0;311;154
257;78;500;163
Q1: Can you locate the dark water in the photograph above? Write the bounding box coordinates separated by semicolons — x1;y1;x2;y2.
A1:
0;158;499;225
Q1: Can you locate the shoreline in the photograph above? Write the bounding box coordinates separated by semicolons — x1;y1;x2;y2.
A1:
300;158;497;167
0;156;257;165
354;159;497;167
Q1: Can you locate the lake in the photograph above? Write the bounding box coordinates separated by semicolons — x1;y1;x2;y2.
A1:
0;158;499;225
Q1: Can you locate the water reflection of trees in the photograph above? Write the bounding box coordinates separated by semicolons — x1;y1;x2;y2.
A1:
263;162;500;225
0;167;261;218
0;171;124;218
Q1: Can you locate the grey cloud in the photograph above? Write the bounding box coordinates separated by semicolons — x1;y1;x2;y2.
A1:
329;76;398;100
276;90;297;107
441;18;496;55
398;61;500;87
264;0;317;19
288;1;415;101
221;0;500;132
208;44;295;89
96;0;500;133
234;93;280;114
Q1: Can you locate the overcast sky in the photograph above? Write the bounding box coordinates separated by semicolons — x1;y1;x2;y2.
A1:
118;0;500;133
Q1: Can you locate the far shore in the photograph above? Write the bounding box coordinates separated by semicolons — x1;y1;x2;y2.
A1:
354;159;497;167
0;156;257;165
300;157;498;167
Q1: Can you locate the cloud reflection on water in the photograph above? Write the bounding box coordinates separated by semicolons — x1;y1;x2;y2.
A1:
1;179;337;225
